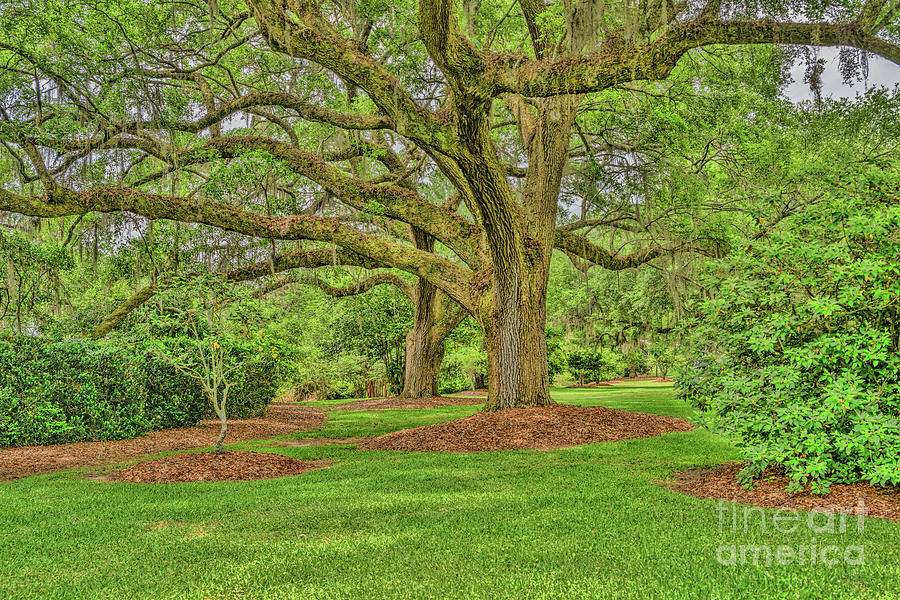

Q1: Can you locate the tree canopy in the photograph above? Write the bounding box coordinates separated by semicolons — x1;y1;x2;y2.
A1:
0;0;898;410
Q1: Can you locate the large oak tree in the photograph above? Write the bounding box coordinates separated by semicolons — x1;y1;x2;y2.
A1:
1;0;898;409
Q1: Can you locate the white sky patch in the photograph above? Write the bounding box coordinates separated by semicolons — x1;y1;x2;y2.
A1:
783;47;900;101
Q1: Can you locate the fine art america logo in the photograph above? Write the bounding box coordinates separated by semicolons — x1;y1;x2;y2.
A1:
715;500;866;567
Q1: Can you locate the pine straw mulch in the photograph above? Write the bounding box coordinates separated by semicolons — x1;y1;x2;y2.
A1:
668;462;900;521
360;403;692;453
101;451;331;483
327;395;484;411
0;404;327;481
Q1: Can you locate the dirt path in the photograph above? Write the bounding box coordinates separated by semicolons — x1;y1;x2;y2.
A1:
0;403;327;481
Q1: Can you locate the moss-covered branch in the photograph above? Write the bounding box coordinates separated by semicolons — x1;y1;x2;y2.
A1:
554;230;714;270
0;185;476;311
489;18;899;97
89;247;382;338
300;272;415;301
247;0;453;151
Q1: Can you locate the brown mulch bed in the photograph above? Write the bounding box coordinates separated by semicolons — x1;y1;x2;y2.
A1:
360;403;692;452
103;451;331;483
0;404;327;481
328;395;483;411
669;462;900;521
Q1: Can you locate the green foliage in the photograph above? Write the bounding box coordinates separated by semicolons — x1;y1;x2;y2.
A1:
0;336;206;446
289;352;373;401
0;332;279;447
646;341;675;377
0;228;74;334
439;316;486;393
332;284;413;394
566;347;627;384
677;167;900;493
439;345;487;394
545;327;568;385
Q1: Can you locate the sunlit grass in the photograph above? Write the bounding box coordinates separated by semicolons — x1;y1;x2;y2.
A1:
1;383;897;599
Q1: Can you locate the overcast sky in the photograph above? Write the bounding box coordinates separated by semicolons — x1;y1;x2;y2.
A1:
782;47;900;101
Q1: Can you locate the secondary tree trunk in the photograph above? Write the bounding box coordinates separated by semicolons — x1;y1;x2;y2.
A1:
401;319;445;397
214;417;227;454
212;388;228;454
400;228;467;398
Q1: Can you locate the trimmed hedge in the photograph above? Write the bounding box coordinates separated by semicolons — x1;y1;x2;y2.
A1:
0;337;279;447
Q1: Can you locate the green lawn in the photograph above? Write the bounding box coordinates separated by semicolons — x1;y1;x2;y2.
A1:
2;383;898;599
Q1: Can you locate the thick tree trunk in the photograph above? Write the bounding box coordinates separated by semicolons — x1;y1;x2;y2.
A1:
400;228;467;398
400;275;442;398
480;254;553;411
467;96;579;411
401;323;445;397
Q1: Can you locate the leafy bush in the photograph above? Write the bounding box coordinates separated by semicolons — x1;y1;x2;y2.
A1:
288;352;373;400
229;353;280;417
0;337;205;446
677;167;900;493
439;345;487;394
0;336;279;447
567;347;626;384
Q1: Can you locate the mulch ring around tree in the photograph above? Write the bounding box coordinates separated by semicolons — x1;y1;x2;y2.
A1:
668;462;900;521
0;404;327;481
360;403;692;452
101;451;331;483
328;395;484;411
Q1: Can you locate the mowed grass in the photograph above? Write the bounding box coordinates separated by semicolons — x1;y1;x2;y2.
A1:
1;383;898;600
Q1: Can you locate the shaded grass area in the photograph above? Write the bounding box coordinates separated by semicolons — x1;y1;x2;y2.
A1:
1;383;898;599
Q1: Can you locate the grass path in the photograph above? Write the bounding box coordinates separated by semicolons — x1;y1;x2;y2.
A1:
1;383;897;599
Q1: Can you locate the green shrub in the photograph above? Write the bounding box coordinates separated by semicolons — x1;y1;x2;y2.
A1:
439;346;487;394
0;337;205;446
677;167;900;493
566;348;626;384
228;354;280;417
0;336;280;447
